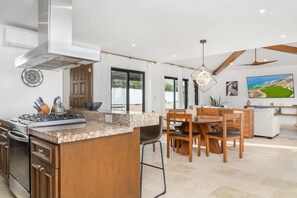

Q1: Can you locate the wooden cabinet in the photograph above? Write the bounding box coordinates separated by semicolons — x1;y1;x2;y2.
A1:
31;157;58;198
243;109;254;138
31;128;140;198
197;108;254;138
31;138;59;198
0;123;9;182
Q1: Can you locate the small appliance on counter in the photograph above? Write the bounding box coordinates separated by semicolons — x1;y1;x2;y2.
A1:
33;97;50;114
51;96;66;115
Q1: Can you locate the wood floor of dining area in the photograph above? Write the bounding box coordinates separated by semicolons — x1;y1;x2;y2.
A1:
0;128;297;198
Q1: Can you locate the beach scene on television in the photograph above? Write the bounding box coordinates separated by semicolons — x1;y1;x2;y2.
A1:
247;73;295;98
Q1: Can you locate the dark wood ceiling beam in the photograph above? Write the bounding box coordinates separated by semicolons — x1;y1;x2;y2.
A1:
212;50;246;75
263;45;297;54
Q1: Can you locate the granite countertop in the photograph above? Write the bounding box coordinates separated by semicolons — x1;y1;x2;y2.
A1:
29;121;134;144
0;118;10;128
29;110;159;144
69;108;159;128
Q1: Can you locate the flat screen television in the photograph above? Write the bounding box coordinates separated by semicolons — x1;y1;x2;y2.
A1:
246;73;295;98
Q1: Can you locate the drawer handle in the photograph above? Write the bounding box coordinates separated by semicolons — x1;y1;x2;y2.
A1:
0;126;8;132
39;167;44;171
38;149;44;153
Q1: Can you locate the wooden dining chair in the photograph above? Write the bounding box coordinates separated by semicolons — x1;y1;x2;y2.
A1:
197;107;220;129
214;110;244;150
205;112;244;163
168;109;186;131
166;113;201;162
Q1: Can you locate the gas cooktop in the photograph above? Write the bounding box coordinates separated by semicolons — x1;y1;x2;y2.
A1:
10;114;86;128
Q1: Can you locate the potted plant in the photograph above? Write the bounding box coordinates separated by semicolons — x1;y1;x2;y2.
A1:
210;96;227;107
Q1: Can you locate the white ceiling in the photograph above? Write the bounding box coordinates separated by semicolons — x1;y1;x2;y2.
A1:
0;0;297;69
173;42;297;72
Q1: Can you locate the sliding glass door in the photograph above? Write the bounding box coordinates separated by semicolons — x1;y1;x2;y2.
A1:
111;68;145;112
164;77;190;109
129;72;144;111
164;77;179;109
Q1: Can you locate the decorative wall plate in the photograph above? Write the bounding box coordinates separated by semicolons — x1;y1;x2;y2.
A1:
21;69;44;87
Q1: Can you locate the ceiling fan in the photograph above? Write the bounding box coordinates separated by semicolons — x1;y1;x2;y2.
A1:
240;48;277;66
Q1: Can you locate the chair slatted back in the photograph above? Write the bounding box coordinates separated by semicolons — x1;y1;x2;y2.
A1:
220;109;244;129
168;109;186;124
222;113;244;138
168;109;186;113
167;113;193;138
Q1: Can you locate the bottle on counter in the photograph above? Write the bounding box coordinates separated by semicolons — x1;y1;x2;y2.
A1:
247;100;251;106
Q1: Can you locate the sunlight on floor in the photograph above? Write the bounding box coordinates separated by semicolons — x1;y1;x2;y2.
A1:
244;142;297;151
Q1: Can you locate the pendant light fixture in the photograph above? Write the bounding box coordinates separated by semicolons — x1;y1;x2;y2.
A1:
191;39;217;93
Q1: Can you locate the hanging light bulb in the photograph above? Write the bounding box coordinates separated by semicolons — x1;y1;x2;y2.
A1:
191;40;217;93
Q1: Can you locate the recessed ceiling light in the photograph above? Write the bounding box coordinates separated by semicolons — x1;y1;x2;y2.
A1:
259;9;266;14
281;35;286;38
132;44;136;47
172;54;176;58
263;58;267;62
230;62;233;65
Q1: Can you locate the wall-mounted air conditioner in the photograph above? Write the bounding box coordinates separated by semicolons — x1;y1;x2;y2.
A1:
4;26;37;49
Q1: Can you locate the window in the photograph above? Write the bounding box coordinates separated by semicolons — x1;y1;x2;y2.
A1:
111;68;145;112
194;81;199;105
182;79;188;109
164;77;189;109
164;77;178;109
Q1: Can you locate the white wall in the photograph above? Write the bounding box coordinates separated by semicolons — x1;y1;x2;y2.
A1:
63;48;297;126
205;65;297;125
0;25;63;118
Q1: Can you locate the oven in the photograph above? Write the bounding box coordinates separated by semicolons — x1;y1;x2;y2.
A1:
7;114;85;198
8;125;30;198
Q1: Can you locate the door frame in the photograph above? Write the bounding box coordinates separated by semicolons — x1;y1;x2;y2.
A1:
111;68;145;112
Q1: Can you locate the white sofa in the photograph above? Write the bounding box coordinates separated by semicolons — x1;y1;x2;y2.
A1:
254;108;280;138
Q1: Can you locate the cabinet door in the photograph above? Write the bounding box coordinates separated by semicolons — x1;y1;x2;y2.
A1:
40;162;58;198
0;142;3;172
0;140;6;173
31;158;42;198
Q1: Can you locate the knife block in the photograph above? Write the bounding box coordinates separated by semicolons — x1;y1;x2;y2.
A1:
38;104;51;115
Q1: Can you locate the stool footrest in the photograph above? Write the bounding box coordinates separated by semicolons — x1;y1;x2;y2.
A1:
140;162;163;170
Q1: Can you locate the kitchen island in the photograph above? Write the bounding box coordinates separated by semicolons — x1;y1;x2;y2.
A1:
29;110;159;198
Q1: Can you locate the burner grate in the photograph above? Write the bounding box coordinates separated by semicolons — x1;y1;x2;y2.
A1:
18;114;81;122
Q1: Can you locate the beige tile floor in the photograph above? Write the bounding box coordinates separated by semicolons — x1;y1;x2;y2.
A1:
141;128;297;198
0;176;15;198
1;128;296;198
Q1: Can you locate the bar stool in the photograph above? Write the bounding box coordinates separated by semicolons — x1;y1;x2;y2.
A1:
140;116;166;198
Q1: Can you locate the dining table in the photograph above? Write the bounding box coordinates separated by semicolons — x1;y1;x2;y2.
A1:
168;115;223;154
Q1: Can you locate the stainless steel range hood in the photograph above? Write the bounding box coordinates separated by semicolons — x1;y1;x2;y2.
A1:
15;0;100;70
